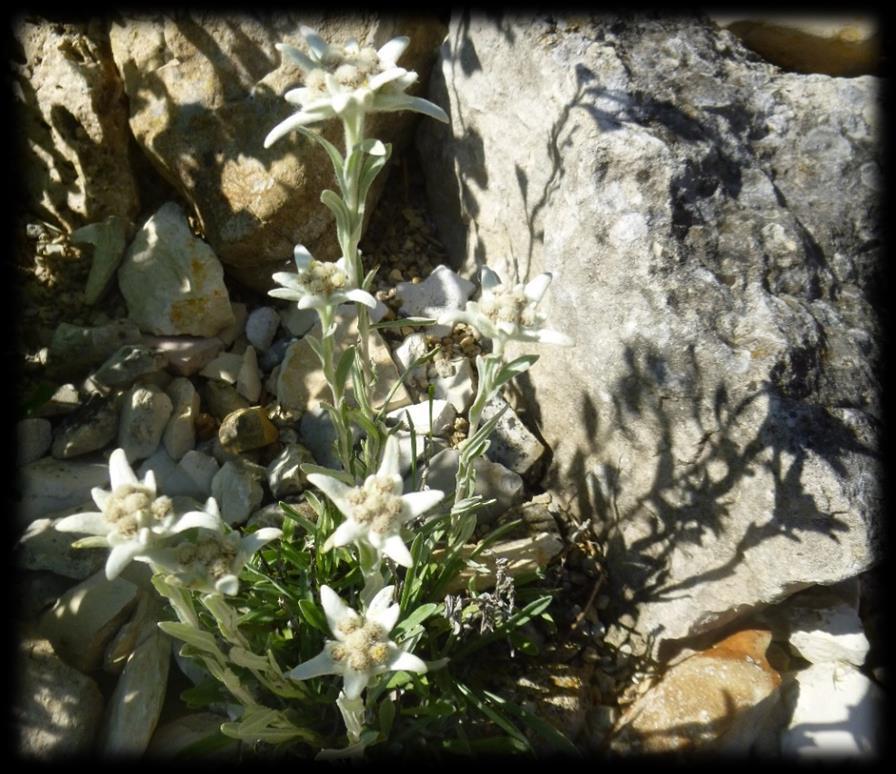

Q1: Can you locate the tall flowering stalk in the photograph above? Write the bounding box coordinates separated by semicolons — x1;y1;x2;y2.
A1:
439;267;573;504
267;26;448;456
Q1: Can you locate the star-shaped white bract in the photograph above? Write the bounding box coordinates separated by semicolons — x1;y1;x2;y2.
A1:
287;584;427;700
308;435;443;567
135;510;282;596
438;267;574;356
269;244;376;312
264;26;448;148
55;449;224;580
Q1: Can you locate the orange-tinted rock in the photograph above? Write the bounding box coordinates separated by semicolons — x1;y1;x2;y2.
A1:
609;629;781;754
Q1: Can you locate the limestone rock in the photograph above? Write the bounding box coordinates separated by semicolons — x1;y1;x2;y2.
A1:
98;598;171;755
34;383;81;419
84;343;167;395
163;377;200;460
267;443;315;499
18;417;53;466
118;383;174;462
16;508;107;580
711;14;880;77
430;356;475;413
142;334;224;377
236;345;263;402
200;351;244;383
71;215;130;305
14;634;104;758
299;408;342;469
480;395;545;478
137;448;219;501
13;19;138;232
51;395;121;459
38;570;141;674
118;202;235;336
396;264;476;337
47;320;142;380
387;398;456;436
609;629;782;753
17;457;111;529
277;309;411;413
108;14;446;291
418;13;882;658
246;306;281;352
424;448;524;524
211;461;265;525
218;406;279;453
216;302;248;349
780;661;882;758
279;305;317;338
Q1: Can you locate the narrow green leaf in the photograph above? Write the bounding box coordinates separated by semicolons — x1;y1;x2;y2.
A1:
334;344;356;393
297;598;328;634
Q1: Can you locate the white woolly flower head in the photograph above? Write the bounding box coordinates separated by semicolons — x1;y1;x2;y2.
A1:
55;449;224;580
264;26;448;147
439;266;574;356
269;244;377;312
136;514;282;596
307;435;444;567
287;584;427;700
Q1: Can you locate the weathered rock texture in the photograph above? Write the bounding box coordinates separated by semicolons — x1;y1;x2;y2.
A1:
13;19;139;231
418;13;882;658
108;13;446;291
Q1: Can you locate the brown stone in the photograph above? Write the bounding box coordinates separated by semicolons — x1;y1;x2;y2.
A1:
108;13;446;291
609;629;782;754
218;406;279;453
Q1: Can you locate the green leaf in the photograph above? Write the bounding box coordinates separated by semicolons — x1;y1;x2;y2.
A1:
454;682;532;751
320;189;354;243
297;598;329;634
334;344;356;393
158;622;224;657
179;680;226;710
378;697;396;738
292;126;346;194
300;463;355;486
496;354;539;386
393;602;440;638
277;502;317;535
370;316;437;330
484;689;581;756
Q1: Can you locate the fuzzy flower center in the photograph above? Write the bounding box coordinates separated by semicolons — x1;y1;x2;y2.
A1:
175;534;238;580
329;619;390;671
346;475;403;534
305;44;384;93
479;285;537;328
103;483;173;538
297;260;348;296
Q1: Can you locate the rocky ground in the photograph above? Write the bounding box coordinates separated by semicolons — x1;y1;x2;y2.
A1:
13;12;884;761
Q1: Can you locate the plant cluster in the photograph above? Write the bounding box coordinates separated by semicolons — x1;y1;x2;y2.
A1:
62;27;575;759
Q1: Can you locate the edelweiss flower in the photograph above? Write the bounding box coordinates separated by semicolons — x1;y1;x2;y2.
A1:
287;584;427;699
135;505;282;596
308;435;443;567
55;449;223;580
269;244;376;312
264;26;448;147
438;267;574;356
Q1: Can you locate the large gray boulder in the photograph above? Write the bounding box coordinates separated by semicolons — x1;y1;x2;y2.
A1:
12;19;138;232
417;13;881;658
108;13;446;291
